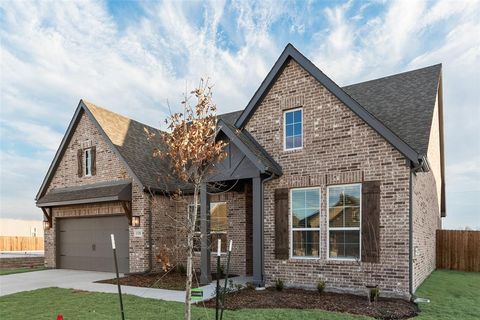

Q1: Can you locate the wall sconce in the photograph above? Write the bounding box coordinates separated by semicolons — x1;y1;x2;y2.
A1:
132;216;140;227
43;219;51;230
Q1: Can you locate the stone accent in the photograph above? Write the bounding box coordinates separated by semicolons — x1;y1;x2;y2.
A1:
245;59;411;298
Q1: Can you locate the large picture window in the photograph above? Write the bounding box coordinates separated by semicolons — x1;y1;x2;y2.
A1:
291;188;320;258
284;108;303;150
327;184;361;260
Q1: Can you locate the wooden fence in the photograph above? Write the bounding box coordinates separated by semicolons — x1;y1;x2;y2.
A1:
0;236;44;251
436;230;480;272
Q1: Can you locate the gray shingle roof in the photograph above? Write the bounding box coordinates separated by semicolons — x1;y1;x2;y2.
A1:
343;64;441;155
37;180;131;206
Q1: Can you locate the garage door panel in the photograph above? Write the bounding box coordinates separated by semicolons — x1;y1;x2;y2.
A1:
57;216;129;273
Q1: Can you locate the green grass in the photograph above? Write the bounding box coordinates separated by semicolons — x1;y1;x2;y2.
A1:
0;270;478;319
414;270;480;320
0;267;46;276
0;287;367;320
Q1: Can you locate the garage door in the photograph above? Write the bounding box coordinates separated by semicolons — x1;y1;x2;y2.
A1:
57;216;129;273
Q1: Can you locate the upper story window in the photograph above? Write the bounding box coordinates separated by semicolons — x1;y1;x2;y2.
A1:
291;188;320;258
327;184;361;260
84;148;92;176
284;108;303;150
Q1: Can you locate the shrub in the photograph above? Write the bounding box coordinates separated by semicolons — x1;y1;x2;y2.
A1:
245;282;256;290
275;278;284;291
368;287;380;303
317;280;326;293
176;264;186;275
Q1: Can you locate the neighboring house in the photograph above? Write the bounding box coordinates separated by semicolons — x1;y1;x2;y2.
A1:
36;44;444;299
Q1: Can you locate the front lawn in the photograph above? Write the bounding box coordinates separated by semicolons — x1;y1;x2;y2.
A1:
0;270;478;319
414;269;480;319
0;288;367;320
0;266;46;276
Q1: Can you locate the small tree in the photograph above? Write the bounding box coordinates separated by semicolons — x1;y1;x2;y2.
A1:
159;79;227;320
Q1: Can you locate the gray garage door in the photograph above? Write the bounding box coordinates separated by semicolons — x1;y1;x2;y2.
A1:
57;216;129;273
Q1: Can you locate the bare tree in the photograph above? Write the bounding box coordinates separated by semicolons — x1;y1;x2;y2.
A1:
155;79;227;320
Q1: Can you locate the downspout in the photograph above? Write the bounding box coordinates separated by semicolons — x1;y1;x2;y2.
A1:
409;168;413;297
260;171;276;286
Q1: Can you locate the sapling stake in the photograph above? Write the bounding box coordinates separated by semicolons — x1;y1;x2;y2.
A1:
220;240;233;320
111;234;125;320
215;239;221;320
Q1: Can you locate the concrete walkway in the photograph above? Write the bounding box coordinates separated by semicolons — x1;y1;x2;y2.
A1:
0;269;252;302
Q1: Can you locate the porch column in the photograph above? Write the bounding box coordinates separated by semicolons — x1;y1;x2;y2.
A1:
252;176;264;286
200;183;211;285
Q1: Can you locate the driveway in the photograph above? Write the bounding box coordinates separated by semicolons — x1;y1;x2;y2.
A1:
0;269;252;302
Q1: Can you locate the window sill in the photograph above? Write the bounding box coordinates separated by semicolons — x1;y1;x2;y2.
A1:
283;147;304;153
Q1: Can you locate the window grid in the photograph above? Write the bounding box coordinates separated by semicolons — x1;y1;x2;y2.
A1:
290;187;321;259
327;184;362;261
84;148;92;176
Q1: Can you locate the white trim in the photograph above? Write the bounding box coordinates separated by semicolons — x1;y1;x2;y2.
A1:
326;183;362;261
289;187;321;259
283;107;303;151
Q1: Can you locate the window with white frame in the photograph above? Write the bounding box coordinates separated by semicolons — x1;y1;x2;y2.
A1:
328;184;361;260
84;148;92;176
284;108;303;150
291;188;320;258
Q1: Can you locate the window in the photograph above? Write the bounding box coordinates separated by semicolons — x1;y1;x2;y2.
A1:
191;202;228;253
84;148;92;176
291;188;320;258
284;108;303;150
327;184;361;260
210;202;228;252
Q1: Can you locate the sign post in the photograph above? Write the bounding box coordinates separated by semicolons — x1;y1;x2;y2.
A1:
215;238;221;320
220;240;233;320
111;234;125;320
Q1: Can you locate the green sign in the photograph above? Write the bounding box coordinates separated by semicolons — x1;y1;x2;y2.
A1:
191;288;203;301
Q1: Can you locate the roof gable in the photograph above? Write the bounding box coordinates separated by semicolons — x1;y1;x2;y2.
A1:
235;43;424;165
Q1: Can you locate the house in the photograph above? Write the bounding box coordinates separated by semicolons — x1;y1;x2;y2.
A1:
36;44;444;299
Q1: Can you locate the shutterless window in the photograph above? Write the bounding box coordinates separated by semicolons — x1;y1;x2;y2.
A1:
328;184;361;260
284;108;303;150
210;202;228;253
291;188;320;258
191;202;228;253
84;148;92;176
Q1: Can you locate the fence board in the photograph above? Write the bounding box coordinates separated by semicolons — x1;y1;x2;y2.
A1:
436;230;480;272
0;236;44;251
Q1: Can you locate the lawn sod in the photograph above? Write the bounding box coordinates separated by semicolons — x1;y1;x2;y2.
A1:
0;270;478;319
0;267;46;276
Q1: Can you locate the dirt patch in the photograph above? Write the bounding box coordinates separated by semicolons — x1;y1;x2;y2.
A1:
203;287;418;320
97;271;237;291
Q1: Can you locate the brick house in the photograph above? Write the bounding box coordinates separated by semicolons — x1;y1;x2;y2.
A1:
36;44;444;299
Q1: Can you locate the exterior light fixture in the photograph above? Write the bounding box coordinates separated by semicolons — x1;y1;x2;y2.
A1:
132;216;140;227
43;219;51;230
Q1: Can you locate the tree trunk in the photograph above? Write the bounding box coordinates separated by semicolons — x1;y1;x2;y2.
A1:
184;186;199;320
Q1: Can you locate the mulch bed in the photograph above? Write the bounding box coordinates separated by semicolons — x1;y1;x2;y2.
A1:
203;287;418;320
97;271;237;291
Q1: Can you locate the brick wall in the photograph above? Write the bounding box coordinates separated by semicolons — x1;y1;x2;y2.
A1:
42;111;148;272
245;59;411;298
412;97;442;291
149;188;252;277
0;257;44;269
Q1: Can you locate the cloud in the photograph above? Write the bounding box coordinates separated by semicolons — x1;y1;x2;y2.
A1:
0;0;478;228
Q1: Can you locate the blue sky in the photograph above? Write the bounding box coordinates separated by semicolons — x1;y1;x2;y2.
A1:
0;0;479;229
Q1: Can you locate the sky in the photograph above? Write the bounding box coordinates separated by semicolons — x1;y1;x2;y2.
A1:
0;0;479;229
